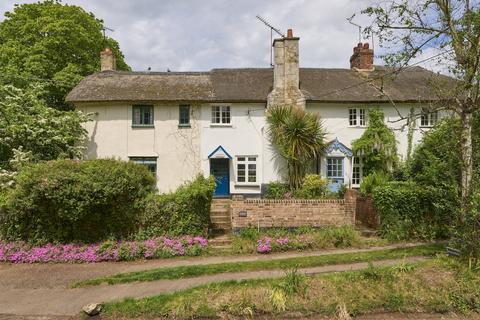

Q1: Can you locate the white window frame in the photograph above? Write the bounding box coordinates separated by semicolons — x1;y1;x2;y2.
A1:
211;105;231;126
420;109;438;127
348;108;366;127
236;156;257;184
352;157;363;187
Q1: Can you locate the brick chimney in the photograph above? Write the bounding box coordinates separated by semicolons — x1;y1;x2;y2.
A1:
267;28;305;109
350;42;374;70
100;47;116;71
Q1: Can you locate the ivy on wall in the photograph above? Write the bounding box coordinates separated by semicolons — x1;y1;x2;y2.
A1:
352;109;398;176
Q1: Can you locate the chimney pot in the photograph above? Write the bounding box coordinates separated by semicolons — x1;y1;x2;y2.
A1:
350;42;374;70
287;28;293;38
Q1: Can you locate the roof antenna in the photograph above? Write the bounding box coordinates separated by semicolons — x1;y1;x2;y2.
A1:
101;26;114;44
256;15;285;67
346;15;362;43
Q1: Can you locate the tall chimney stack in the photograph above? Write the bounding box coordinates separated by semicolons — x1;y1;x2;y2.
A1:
350;42;374;70
267;28;305;109
100;47;116;71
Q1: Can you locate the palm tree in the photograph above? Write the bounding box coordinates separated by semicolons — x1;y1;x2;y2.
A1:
266;105;325;189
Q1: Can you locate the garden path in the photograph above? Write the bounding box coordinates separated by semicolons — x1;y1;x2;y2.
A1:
0;256;427;317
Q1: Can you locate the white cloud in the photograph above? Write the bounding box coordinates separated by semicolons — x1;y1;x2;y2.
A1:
1;0;378;71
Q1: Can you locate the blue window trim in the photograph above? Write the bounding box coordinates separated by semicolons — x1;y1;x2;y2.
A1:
325;137;353;157
326;157;344;179
208;145;232;160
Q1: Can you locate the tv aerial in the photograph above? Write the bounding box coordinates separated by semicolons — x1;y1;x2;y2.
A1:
256;15;285;67
346;15;374;52
102;26;114;42
346;15;362;43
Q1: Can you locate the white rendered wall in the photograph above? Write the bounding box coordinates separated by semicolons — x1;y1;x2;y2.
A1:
77;103;201;193
77;101;434;194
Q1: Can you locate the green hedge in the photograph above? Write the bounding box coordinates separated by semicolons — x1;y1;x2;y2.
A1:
373;181;456;240
139;175;215;237
0;159;156;243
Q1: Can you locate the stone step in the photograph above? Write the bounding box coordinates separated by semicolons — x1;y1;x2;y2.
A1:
209;238;232;246
356;228;379;238
212;223;232;230
210;215;230;221
210;217;231;223
210;208;230;214
210;229;232;236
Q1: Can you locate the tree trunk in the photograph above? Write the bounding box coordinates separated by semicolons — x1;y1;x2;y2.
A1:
460;111;474;220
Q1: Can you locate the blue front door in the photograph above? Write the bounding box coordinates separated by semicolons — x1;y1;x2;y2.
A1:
210;159;230;197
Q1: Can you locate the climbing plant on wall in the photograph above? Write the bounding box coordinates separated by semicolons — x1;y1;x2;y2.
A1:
352;109;398;176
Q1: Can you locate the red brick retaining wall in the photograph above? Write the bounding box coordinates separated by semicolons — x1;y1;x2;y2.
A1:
231;190;357;230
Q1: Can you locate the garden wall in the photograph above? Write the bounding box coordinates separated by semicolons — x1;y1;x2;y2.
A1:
231;190;357;231
356;196;380;228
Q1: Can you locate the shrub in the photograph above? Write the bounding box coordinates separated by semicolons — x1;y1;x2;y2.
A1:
0;159;156;243
373;181;456;240
294;174;329;199
0;236;208;263
264;181;289;199
139;175;215;237
359;171;390;196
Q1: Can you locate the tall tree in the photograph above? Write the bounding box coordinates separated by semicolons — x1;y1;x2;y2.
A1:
361;0;480;218
0;84;89;171
0;0;130;110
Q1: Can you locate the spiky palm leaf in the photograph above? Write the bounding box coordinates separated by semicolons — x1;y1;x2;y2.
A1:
267;105;325;189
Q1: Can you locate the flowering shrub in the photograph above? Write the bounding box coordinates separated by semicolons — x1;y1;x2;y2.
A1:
0;236;208;263
257;236;294;253
235;226;363;255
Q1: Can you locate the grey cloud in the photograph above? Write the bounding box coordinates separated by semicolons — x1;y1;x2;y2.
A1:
1;0;382;72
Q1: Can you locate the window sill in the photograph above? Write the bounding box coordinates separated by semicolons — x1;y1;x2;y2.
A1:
210;123;232;127
420;125;435;128
348;125;367;128
235;183;260;188
132;125;155;129
178;124;191;128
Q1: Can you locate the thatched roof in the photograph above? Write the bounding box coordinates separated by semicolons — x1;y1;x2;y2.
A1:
66;66;453;104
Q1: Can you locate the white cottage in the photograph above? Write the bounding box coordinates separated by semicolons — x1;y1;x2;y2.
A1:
66;29;449;197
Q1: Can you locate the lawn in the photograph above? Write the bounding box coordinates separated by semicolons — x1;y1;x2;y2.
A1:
73;243;442;287
102;256;480;319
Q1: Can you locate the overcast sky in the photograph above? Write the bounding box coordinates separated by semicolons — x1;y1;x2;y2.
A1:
0;0;443;72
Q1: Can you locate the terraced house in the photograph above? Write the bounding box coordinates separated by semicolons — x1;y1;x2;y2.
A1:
67;29;448;197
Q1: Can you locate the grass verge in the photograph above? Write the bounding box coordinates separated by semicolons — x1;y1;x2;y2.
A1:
73;243;442;287
102;257;480;319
